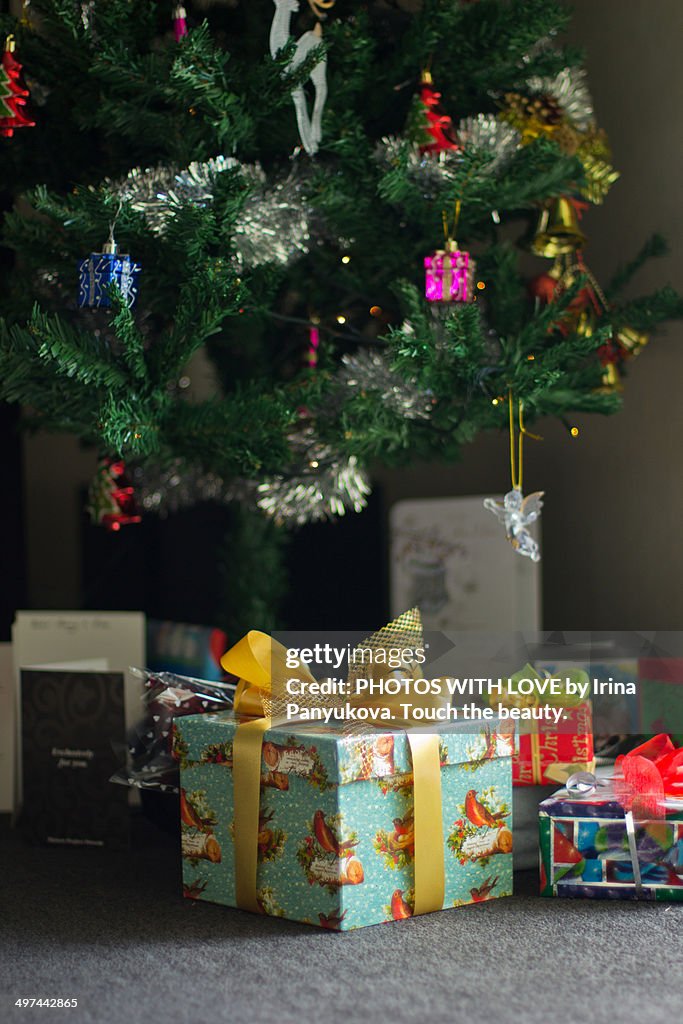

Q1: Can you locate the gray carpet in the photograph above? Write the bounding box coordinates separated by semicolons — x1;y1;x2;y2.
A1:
1;818;682;1024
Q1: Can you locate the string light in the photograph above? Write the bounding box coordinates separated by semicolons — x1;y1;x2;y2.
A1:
570;426;580;437
527;354;535;361
476;280;486;290
369;305;382;317
336;314;346;324
341;255;351;264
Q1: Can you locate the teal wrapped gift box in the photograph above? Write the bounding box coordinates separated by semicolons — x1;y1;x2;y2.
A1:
175;712;514;929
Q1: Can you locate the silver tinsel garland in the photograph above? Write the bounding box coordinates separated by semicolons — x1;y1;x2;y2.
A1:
131;462;233;516
251;446;371;526
131;428;371;526
113;156;311;269
337;348;433;421
376;113;520;197
131;345;433;524
526;67;594;130
376;135;461;197
242;418;371;524
456;115;521;173
231;166;311;270
116;156;239;234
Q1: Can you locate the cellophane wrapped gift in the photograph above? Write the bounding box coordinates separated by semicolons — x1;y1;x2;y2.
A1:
176;713;514;929
539;735;683;901
111;669;234;793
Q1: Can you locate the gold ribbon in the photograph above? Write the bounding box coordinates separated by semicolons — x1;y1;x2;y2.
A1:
221;624;448;918
407;732;444;914
544;759;596;786
441;251;452;299
529;743;594;786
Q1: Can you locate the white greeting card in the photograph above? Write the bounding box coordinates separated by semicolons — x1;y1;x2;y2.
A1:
390;496;541;632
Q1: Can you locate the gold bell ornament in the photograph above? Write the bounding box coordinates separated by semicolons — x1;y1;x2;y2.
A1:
597;325;649;391
530;197;586;258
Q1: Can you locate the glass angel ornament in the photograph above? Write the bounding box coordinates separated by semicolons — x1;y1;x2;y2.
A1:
483;487;543;562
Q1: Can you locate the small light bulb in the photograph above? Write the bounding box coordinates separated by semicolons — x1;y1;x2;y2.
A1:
492;398;499;406
369;305;382;317
570;426;579;437
341;255;351;264
336;315;346;325
527;354;535;361
476;281;486;290
309;460;319;468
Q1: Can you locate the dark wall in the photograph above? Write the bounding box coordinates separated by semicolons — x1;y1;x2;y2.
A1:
0;404;26;640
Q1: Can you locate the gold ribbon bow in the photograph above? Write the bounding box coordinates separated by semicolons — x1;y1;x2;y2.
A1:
221;614;450;918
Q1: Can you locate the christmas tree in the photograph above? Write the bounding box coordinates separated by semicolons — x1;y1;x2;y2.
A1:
0;0;680;633
0;34;35;137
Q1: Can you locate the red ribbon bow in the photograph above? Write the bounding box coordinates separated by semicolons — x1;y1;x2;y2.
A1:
615;734;683;818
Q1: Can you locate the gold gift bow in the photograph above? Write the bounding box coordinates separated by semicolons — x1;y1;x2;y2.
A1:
487;664;593;784
221;627;450;917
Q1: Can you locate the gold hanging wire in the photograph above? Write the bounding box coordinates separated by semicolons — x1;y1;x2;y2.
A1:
441;199;462;248
508;391;542;491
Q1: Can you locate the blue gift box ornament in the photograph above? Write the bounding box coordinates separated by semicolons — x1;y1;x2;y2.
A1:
78;234;141;308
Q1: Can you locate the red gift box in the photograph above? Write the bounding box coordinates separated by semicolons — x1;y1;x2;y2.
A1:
489;664;595;786
514;700;594;786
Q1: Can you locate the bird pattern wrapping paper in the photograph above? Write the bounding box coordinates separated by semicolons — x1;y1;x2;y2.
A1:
176;712;514;929
539;788;683;901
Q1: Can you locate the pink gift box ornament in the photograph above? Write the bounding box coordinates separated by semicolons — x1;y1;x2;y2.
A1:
424;243;475;303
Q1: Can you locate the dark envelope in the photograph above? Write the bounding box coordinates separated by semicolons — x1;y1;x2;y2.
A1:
20;669;129;848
